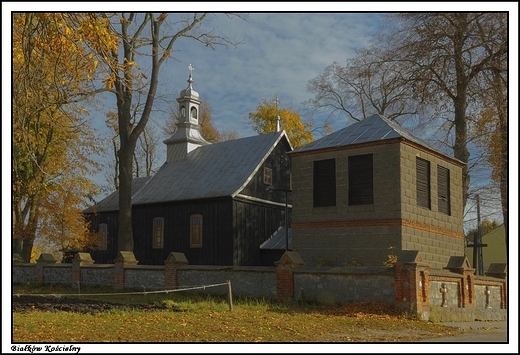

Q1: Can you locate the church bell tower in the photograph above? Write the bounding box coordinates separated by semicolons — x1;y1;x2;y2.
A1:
163;64;209;162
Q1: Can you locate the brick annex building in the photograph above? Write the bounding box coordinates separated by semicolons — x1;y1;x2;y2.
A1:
289;114;465;269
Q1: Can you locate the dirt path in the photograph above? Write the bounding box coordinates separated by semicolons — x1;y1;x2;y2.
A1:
12;295;170;314
419;319;508;342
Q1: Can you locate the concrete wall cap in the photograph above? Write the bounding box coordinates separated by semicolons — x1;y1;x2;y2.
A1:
165;252;189;265
37;253;56;263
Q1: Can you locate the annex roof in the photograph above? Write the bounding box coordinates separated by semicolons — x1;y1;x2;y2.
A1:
291;114;461;164
85;131;290;212
260;226;293;250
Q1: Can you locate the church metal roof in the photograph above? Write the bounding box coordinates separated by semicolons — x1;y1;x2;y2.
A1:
85;131;289;212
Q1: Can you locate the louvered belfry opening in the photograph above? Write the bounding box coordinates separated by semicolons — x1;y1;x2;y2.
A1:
313;158;336;207
348;154;374;205
416;157;431;209
437;165;451;215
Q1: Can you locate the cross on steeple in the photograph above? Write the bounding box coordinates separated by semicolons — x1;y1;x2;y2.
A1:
188;63;194;77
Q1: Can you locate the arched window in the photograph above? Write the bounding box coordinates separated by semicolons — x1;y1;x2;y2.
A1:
98;223;108;250
190;214;203;248
190;106;197;120
153;217;164;249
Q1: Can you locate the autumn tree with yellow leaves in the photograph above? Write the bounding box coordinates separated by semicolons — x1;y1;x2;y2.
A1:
248;99;318;148
12;13;113;262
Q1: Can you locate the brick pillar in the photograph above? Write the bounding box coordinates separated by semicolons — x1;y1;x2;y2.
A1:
164;252;188;289
35;253;56;284
461;269;475;308
114;251;138;289
393;250;430;319
500;282;508;310
275;251;304;303
71;252;94;285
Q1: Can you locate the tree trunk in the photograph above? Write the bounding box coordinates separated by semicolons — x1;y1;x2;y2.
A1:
21;239;35;263
453;96;470;209
117;134;136;252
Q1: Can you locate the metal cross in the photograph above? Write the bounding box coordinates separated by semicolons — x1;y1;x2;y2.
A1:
188;63;194;76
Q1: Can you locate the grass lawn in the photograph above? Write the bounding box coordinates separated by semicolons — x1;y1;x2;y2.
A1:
12;284;463;343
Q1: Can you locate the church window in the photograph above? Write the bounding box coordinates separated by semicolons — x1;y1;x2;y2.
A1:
190;214;203;248
190;107;197;119
152;217;164;249
263;167;273;185
98;223;108;250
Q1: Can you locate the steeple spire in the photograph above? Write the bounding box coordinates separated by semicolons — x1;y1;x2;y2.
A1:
274;96;281;132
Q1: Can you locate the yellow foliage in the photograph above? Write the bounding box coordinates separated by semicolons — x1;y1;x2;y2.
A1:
248;99;314;148
13;13;108;261
383;246;398;267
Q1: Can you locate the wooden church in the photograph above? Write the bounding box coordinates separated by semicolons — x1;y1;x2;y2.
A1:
84;71;293;266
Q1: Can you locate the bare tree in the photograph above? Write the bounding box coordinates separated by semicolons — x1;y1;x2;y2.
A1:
472;13;508;259
93;13;245;252
305;47;422;126
381;13;507;208
306;13;508;232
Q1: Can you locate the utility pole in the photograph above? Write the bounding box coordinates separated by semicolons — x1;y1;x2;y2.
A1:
471;195;486;275
476;195;484;276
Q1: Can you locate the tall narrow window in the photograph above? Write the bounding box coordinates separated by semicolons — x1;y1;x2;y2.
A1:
153;217;164;248
263;167;273;185
313;159;336;207
348;154;374;205
190;214;203;248
416;158;431;209
98;223;108;250
437;166;451;215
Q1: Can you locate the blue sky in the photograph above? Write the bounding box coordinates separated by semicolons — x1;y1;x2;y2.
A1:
153;12;384;137
82;11;387;143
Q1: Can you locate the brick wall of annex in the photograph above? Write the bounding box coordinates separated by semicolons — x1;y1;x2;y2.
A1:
399;143;465;269
291;141;465;268
291;143;403;267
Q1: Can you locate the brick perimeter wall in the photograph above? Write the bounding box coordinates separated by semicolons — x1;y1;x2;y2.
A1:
12;252;507;322
294;267;395;304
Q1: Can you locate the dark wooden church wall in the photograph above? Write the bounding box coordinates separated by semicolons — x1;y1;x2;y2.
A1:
132;198;234;266
232;199;285;266
85;212;120;264
239;138;292;202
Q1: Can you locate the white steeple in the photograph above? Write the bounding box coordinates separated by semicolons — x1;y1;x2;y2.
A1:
163;64;209;163
275;95;281;132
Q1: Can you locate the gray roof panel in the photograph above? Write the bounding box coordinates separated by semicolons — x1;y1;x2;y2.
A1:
83;176;152;213
87;132;288;212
